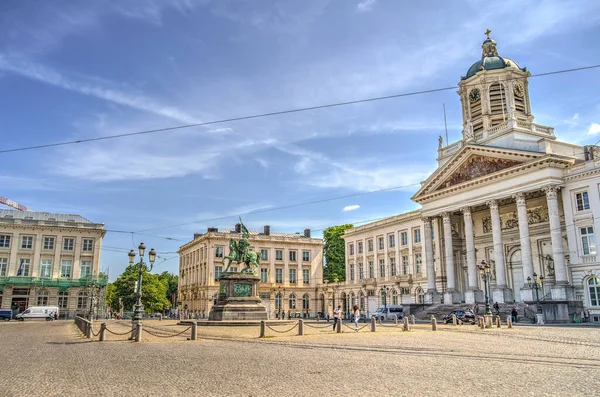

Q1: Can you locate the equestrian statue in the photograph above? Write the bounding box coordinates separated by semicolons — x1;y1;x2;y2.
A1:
222;218;261;275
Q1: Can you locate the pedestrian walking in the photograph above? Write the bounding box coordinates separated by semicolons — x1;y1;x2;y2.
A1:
353;305;360;332
493;302;500;316
511;307;518;322
333;305;341;331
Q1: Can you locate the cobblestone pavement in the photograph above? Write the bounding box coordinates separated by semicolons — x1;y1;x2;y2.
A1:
1;320;599;396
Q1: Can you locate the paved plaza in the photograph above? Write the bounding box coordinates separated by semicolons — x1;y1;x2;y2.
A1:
0;320;599;396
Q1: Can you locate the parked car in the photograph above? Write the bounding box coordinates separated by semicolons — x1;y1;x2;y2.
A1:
15;306;59;321
0;309;13;321
442;310;476;324
372;305;404;321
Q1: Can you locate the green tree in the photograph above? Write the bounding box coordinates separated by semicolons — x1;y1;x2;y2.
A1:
108;264;170;313
158;271;179;307
323;224;354;282
105;283;116;311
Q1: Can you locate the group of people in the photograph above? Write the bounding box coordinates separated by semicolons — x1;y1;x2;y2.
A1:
329;305;361;332
468;303;519;322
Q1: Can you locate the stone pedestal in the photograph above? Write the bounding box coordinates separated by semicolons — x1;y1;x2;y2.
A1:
208;273;268;321
536;313;545;325
426;290;441;304
444;289;462;304
492;287;513;303
551;284;574;301
520;287;535;302
465;289;484;304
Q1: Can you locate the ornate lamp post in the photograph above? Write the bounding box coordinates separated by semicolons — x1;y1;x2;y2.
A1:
277;286;286;319
128;243;156;329
380;286;390;311
478;261;492;316
527;272;544;314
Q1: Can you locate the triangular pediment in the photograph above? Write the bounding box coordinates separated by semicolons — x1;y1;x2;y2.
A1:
412;144;547;201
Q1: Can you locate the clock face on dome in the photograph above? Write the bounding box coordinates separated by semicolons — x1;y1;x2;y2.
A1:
469;88;480;103
514;81;525;98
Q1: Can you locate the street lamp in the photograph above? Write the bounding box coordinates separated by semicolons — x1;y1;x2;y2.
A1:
128;243;156;328
277;286;286;319
478;261;492;315
527;272;544;314
380;286;390;311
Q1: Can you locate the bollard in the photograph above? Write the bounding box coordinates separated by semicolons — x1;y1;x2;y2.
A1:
336;318;341;333
496;316;501;328
394;315;398;325
299;319;304;336
370;317;376;332
135;322;142;342
260;320;266;337
452;314;457;326
484;314;493;329
410;314;415;325
191;322;198;341
403;316;410;331
85;322;91;338
480;317;485;329
99;323;106;341
431;316;437;331
507;316;513;329
159;314;163;321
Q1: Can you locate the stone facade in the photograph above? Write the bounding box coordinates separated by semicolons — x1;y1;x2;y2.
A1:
0;210;106;318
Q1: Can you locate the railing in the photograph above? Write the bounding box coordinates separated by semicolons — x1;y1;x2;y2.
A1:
439;141;463;158
0;275;108;288
74;316;92;338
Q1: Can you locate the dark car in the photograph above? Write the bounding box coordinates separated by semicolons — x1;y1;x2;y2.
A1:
442;310;475;324
0;309;13;321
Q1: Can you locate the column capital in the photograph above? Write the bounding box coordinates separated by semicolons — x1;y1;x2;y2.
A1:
441;212;452;223
421;216;432;226
460;206;472;216
486;199;499;211
513;192;527;207
543;185;561;199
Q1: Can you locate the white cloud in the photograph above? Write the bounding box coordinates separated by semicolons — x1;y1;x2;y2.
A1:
357;0;377;12
342;205;360;212
588;123;600;136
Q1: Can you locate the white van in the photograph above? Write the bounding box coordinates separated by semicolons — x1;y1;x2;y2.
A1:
372;305;403;321
15;306;59;321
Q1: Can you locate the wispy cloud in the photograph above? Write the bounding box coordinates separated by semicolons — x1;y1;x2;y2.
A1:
357;0;377;12
342;204;360;212
588;123;600;136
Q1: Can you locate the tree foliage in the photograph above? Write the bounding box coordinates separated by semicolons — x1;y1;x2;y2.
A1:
107;264;171;312
157;271;178;307
323;224;353;282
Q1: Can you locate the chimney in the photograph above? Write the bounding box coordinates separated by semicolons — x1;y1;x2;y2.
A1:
235;223;241;233
264;225;271;236
304;228;311;238
194;233;202;239
584;145;594;161
207;227;218;233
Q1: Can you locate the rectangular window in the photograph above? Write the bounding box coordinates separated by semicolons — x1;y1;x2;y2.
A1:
21;236;33;249
38;294;48;306
379;259;386;278
302;251;310;262
402;255;409;275
43;237;55;250
276;268;283;283
77;294;88;309
289;250;297;261
303;269;310;284
215;247;223;258
388;234;395;248
260;249;269;261
378;237;384;250
367;240;373;252
350;265;355;281
349;244;354;255
276;250;283;261
390;257;396;276
401;232;408;246
368;261;374;278
358;242;363;254
0;235;11;248
415;253;423;273
40;259;52;278
215;266;222;280
260;268;268;283
58;293;68;309
18;258;30;276
0;258;7;276
61;260;72;278
289;269;297;283
82;239;94;252
414;229;421;243
80;261;91;278
230;267;237;272
63;238;74;251
581;227;597;255
358;263;364;279
576;191;591;211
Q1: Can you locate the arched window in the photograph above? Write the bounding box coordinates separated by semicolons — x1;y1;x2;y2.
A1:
303;294;310;310
275;293;283;309
37;290;49;306
289;294;296;310
58;291;68;309
77;291;88;309
588;277;600;307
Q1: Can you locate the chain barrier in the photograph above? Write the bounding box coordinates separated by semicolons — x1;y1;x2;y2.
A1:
303;322;333;329
265;323;299;334
343;322;371;332
378;322;399;328
91;327;102;337
142;326;192;338
104;327;136;336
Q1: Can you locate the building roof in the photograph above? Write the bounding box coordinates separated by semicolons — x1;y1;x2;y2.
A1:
463;36;525;79
207;229;310;238
0;209;95;224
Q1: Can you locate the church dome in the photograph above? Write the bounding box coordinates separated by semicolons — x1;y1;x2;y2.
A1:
463;33;524;79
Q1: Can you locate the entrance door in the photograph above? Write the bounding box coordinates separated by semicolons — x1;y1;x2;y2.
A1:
511;266;523;302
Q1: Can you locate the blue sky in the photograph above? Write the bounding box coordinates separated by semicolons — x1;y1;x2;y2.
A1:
1;0;599;280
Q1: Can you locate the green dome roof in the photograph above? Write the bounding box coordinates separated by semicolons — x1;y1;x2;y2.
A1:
462;35;524;80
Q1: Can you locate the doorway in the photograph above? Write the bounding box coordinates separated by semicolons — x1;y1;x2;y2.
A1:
509;249;523;302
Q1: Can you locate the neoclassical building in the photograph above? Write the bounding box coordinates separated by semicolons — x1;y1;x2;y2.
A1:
0;210;106;318
178;224;323;318
327;33;599;322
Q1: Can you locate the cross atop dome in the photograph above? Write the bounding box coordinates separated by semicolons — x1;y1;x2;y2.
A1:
484;28;492;39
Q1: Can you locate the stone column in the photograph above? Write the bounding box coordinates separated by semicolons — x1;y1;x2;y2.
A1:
442;212;460;303
514;192;535;302
461;207;483;304
423;217;440;303
486;200;512;303
544;185;572;300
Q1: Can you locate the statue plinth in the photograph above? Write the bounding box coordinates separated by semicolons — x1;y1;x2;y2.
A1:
208;272;268;321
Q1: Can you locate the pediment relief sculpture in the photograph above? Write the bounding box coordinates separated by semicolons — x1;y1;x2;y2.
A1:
482;206;549;233
413;246;422;253
436;155;523;191
400;248;409;255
